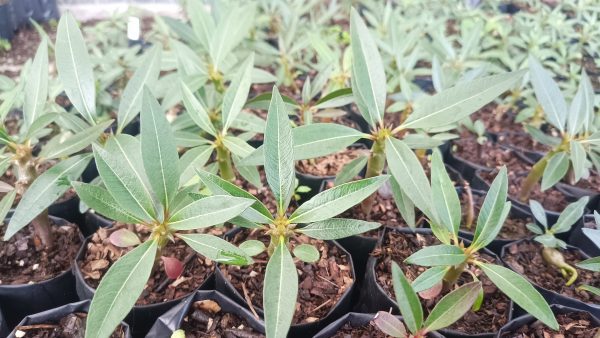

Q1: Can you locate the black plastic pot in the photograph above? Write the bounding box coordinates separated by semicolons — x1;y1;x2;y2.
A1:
413;77;435;93
498;2;521;14
313;312;444;338
7;300;132;338
360;226;514;338
10;0;59;30
72;235;215;337
146;290;265;337
0;216;80;329
443;135;499;182
0;3;15;40
0;305;8;338
500;239;600;319
568;214;600;257
497;304;600;337
47;193;87;235
215;235;357;338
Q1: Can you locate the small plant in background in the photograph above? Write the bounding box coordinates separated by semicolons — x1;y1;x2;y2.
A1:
373;262;482;338
526;197;588;286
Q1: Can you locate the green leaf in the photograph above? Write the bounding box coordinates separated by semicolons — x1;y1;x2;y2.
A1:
222;54;254;131
23;38;48;128
525;125;561;147
56;12;96;124
526;222;544;235
94;136;156;222
39;120;112;159
179;146;212;186
178;233;253;266
551;196;588;234
401;70;525;130
541;152;569;191
25;113;60;139
118;45;162;132
290;176;389;223
373;311;407;338
141;88;180;210
314;88;354;109
185;0;212;50
577;257;600;272
431;149;460;235
472;166;508;250
529;56;567;133
264;87;295;213
297;218;380;239
180;80;217;136
0;190;17;225
85;239;158;338
223;136;255;158
385;137;432;218
423;281;482;331
529;200;547;227
264;241;298;338
334;155;367;186
5;154;91;240
579;284;600;297
478;262;558;330
570;141;587;182
405;245;467;266
239;240;266;256
233;154;262;188
72;182;141;224
411;266;448;293
391;261;423;334
209;4;255;69
168;195;253;230
350;8;385;127
229;112;266;134
293;244;320;263
390;177;416;229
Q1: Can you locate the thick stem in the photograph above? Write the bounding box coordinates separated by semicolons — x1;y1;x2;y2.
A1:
519;153;551;202
216;145;235;182
443;262;467;290
361;138;386;214
31;209;54;250
542;246;578;286
464;183;475;230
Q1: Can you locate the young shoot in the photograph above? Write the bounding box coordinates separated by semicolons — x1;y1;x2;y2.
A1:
527;197;589;286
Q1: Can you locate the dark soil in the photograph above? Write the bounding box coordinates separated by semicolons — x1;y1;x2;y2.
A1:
451;134;513;169
296;147;366;177
331;321;384;338
563;170;600;193
0;23;57;79
460;190;531;240
502;241;600;304
220;230;353;325
496;131;551;154
0;220;80;285
373;231;511;334
14;312;127;338
471;103;521;134
179;298;264;338
78;224;214;305
502;311;599;337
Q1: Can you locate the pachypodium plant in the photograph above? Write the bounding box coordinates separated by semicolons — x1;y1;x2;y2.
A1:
526;197;589;286
518;56;597;202
74;89;255;338
373;262;482;338
197;86;388;338
399;149;558;330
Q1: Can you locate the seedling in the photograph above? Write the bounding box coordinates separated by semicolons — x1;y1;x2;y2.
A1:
526;197;588;286
75;89;255;338
577;256;600;297
519;57;598;202
373;262;482;338
400;149;558;330
197;86;388;338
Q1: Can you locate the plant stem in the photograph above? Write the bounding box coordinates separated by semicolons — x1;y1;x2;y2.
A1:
443;262;467;290
31;209;54;250
361;138;386;214
519;152;553;202
216;145;235;182
542;246;578;286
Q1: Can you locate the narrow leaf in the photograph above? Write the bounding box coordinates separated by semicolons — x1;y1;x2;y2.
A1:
298;218;381;240
529;56;567;132
72;182;141;224
423;282;482;331
373;312;407;338
264;241;298;338
405;245;467;266
168;195;253;230
178;233;253;266
334;155;367;186
541;152;569;191
431;149;460;234
222;55;254;131
412;266;449;293
391;261;423;333
23;38;48;128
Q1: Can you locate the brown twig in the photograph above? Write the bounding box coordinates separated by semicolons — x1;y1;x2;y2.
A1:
242;282;260;320
308;299;331;314
16;324;59;330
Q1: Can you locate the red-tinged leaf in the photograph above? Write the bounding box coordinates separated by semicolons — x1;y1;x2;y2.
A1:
109;229;141;248
161;256;184;280
418;281;443;300
373;311;407;337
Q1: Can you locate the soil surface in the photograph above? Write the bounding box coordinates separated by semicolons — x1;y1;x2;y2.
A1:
331;321;384;338
220;230;353;325
471;103;521;135
452;135;513;169
296;147;366;177
496;131;551;154
0;23;57;79
373;231;511;334
78;224;214;305
179;298;264;338
502;241;600;304
563;170;600;193
502;311;599;338
0;220;80;285
460;190;531;240
14;312;127;338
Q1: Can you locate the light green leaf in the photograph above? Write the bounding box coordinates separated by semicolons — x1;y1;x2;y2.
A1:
179;145;212;186
412;266;448;293
478;262;558;330
577;257;600;272
229;112;266;134
529;56;566;133
314;88;353;110
23;38;48;128
290;176;389;223
56;12;96;124
423;281;482;331
39;120;112;159
405;245;467;266
141;88;180;210
223;136;255;158
186;0;213;50
570;141;587;182
118;46;162;132
85;239;158;338
401;70;525;130
180;80;217;136
334;156;367;186
526;222;544;235
431;149;460;235
168;195;253;230
350;8;385;127
5;154;91;240
293;244;320;263
25;113;60;139
541;152;569;191
579;284;600;297
529;200;547;227
264;87;295;213
222;55;254;131
239;240;266;257
298;218;380;239
209;4;255;69
390;177;416;228
551;196;588;234
391;261;423;334
178;233;253;266
72;182;141;224
0;190;17;225
264;241;298;338
472;167;508;250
